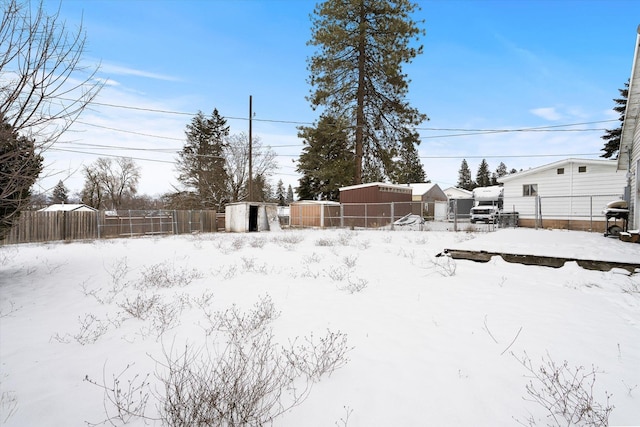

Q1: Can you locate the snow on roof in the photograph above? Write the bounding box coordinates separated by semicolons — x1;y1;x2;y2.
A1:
339;182;412;192
498;158;619;183
407;182;437;196
38;204;97;212
444;187;473;199
291;200;340;205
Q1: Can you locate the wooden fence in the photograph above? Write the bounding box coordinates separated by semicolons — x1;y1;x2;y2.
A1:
1;210;218;245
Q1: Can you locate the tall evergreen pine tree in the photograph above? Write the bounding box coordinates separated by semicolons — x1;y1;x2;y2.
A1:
175;109;229;210
476;159;491;187
600;80;628;159
456;159;474;190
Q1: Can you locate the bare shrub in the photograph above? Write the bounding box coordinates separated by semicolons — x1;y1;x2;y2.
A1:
192;290;215;310
303;252;323;264
156;328;350;426
327;266;348;282
342;255;358;269
92;297;351;427
315;237;335;247
138;262;202;289
117;293;160;320
431;256;457;277
335;405;354;427
84;364;152;426
52;313;110;345
249;237;266;248
241;256;268;274
0;375;17;424
203;294;280;340
272;233;304;247
284;329;352;381
515;352;614;426
337;277;368;294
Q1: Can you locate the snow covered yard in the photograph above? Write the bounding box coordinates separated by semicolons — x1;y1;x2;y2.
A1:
1;228;639;426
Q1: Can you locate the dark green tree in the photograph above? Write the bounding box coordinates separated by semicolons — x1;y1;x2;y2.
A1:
456;159;474;191
275;179;286;206
491;161;508;185
0;115;43;239
286;185;295;204
51;180;69;204
297;115;355;201
175;109;229;210
389;133;427;184
476;159;491;188
600;80;628;159
307;0;427;183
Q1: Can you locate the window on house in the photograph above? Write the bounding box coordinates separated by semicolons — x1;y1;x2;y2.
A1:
523;184;538;197
578;166;587;173
557;168;564;175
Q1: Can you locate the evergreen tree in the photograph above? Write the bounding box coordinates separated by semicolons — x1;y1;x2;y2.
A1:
286;185;295;204
389;133;427;184
307;0;427;183
510;168;518;174
456;159;474;190
476;159;491;188
175;109;229;210
491;162;508;185
51;180;69;204
275;179;286;206
601;80;628;159
297;115;355;201
0;115;43;240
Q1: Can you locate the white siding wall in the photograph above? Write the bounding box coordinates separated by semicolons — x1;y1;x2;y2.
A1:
632;123;640;228
502;161;626;220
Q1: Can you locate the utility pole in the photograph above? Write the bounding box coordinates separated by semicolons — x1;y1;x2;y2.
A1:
248;95;253;202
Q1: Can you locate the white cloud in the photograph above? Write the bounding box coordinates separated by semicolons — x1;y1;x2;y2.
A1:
99;62;180;82
530;107;562;121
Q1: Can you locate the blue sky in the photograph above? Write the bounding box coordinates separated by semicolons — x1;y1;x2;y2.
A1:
39;0;640;197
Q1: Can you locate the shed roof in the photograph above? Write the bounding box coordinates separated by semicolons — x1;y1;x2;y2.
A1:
407;182;437;196
38;204;97;212
339;182;412;192
498;158;619;183
291;200;340;205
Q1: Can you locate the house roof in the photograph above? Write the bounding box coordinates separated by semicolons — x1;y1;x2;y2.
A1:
498;158;619;183
338;182;412;192
38;204;97;212
443;187;473;199
618;25;640;171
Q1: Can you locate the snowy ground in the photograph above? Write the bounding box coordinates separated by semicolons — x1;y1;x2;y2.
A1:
1;228;639;426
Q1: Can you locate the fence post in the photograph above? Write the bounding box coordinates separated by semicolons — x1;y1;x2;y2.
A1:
340;204;344;228
589;195;593;231
454;199;458;232
129;210;133;237
390;202;394;230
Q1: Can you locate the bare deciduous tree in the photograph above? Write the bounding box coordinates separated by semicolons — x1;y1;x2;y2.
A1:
81;157;141;210
0;0;102;234
225;133;277;203
0;0;102;146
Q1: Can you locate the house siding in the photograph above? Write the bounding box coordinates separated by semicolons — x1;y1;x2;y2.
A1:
500;160;626;231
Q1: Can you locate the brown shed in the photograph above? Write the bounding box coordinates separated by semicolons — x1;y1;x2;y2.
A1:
290;200;341;228
339;182;414;228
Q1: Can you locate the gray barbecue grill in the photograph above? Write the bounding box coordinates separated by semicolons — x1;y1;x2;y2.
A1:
603;200;629;237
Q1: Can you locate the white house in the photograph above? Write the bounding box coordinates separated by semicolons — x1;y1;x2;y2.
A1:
497;158;626;232
617;25;640;230
38;203;97;212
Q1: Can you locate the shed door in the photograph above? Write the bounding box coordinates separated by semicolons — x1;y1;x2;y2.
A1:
249;205;258;232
